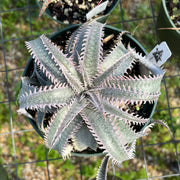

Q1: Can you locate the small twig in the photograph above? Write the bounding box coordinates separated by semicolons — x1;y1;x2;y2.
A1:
158;27;180;30
132;24;141;36
103;34;114;44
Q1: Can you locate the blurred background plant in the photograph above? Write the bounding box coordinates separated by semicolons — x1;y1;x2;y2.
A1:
0;0;179;179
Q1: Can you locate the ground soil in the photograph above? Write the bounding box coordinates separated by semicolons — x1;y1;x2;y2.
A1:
47;0;113;24
166;0;180;27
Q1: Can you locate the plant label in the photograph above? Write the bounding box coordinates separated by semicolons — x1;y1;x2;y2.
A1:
147;41;172;67
86;0;109;20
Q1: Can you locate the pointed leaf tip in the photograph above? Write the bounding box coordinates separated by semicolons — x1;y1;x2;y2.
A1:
96;156;109;180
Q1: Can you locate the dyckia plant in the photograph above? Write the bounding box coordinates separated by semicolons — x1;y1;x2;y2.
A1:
18;20;166;179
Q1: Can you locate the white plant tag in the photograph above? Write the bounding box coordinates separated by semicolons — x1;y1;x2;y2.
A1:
147;41;172;67
86;0;109;20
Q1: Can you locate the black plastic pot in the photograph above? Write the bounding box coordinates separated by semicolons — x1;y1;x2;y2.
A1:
157;0;180;57
22;24;157;157
36;0;120;25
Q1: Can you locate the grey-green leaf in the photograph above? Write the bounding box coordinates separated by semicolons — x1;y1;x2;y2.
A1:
40;35;84;93
19;84;75;111
80;21;104;86
73;123;97;151
100;84;160;104
102;99;148;125
93;49;135;87
45;97;87;152
104;73;163;96
25;37;66;84
96;156;109;180
47;115;83;157
81;107;131;164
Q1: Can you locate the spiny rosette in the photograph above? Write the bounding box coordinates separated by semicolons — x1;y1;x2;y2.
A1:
18;20;166;165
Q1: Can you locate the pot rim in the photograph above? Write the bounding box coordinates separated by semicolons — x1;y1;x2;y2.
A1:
22;24;157;156
161;0;180;34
